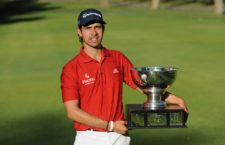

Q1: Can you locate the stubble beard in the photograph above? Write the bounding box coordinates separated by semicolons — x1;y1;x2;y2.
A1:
83;37;103;49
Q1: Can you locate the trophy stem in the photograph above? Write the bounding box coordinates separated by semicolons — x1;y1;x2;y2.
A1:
144;87;166;110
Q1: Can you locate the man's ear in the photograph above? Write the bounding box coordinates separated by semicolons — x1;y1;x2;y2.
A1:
77;28;82;37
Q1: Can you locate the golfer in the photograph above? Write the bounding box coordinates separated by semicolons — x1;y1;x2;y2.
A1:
60;8;188;145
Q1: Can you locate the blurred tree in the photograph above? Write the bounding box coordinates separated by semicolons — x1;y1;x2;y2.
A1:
123;0;224;14
150;0;161;10
214;0;224;14
100;0;110;8
0;0;59;24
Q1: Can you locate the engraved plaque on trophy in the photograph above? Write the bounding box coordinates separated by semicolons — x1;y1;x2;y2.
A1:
127;67;188;129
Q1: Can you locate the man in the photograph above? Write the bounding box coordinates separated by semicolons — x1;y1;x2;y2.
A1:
61;8;188;145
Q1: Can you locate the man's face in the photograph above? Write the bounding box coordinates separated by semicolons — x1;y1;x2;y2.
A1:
77;23;104;48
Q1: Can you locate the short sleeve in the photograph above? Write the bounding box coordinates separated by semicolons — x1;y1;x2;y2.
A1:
60;65;79;102
120;53;137;89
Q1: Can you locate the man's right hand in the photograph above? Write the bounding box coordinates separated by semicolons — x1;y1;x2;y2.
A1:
113;120;128;134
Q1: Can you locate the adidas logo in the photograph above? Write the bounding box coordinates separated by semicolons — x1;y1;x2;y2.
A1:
113;68;119;74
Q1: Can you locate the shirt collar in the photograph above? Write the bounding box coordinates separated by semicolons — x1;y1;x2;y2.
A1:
79;46;110;63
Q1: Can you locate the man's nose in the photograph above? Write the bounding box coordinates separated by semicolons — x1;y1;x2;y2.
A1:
91;28;97;35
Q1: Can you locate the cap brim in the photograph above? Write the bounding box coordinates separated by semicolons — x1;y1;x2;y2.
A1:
79;20;106;26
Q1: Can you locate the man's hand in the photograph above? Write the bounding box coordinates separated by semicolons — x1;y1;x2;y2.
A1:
165;93;189;113
177;98;189;113
113;120;128;134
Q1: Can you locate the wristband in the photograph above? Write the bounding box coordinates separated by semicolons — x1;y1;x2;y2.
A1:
109;121;114;132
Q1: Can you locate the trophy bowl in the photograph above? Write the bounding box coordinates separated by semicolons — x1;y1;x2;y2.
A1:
131;66;177;109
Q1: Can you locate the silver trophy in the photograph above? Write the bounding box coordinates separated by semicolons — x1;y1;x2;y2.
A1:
131;66;177;109
126;66;188;128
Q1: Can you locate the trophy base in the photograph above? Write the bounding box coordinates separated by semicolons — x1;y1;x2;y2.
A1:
126;104;188;129
144;100;166;110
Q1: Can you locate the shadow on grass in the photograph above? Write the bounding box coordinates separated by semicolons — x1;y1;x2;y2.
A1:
0;0;60;25
0;113;75;145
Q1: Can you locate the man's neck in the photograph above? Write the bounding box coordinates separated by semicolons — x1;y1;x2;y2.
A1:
83;45;102;62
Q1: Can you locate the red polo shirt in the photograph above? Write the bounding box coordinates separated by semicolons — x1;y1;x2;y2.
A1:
61;47;137;131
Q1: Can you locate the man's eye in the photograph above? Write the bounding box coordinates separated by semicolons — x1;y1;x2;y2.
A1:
84;27;91;29
96;26;102;29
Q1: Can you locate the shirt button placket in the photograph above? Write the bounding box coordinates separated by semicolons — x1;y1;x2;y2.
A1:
100;63;104;97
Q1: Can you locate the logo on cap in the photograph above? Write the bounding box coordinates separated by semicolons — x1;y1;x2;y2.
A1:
82;12;102;18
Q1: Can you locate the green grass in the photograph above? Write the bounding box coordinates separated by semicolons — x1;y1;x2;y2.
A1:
1;1;225;145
